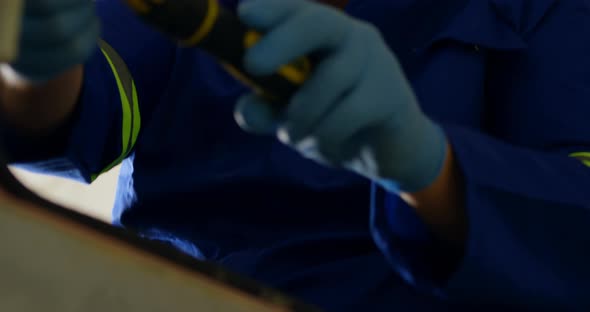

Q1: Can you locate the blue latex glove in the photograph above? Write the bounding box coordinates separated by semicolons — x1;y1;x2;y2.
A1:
234;0;447;192
8;0;99;82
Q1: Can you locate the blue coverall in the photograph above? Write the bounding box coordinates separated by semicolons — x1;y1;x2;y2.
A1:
6;0;590;310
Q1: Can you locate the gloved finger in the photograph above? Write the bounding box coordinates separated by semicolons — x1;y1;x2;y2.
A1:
237;0;305;31
282;30;367;144
234;93;282;135
20;2;96;48
242;3;351;76
311;82;384;163
25;0;93;16
12;17;99;81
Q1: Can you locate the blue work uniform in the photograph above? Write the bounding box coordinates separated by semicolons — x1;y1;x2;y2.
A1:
6;0;590;310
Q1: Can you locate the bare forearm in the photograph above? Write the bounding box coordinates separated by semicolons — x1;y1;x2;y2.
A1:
0;65;83;135
401;144;467;246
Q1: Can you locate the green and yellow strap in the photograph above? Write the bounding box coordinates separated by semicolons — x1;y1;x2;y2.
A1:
91;40;141;182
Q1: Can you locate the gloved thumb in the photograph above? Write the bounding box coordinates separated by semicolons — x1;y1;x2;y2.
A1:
234;93;282;135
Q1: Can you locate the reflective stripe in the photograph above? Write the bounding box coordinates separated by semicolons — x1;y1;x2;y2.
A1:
570;152;590;168
91;40;141;182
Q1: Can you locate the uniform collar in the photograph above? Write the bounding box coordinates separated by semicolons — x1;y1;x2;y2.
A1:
423;0;557;51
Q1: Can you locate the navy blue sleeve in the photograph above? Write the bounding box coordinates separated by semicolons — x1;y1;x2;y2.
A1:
371;0;590;309
6;0;176;182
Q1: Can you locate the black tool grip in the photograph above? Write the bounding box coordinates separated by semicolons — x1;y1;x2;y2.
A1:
125;0;311;103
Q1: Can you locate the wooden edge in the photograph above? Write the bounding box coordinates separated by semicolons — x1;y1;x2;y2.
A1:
0;138;320;311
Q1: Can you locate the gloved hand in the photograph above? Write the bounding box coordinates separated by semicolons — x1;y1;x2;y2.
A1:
234;0;448;192
7;0;99;82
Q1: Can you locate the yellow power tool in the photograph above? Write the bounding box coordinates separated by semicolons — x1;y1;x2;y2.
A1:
125;0;312;103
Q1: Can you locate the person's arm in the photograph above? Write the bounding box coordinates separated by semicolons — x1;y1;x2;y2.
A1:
0;0;97;136
234;0;590;308
0;66;83;134
372;0;590;308
400;144;466;246
0;0;98;169
2;0;177;183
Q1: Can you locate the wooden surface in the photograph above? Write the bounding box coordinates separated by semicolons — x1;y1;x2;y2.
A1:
0;173;319;312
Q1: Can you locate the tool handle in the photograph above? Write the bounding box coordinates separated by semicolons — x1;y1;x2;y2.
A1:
125;0;311;103
0;0;24;62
